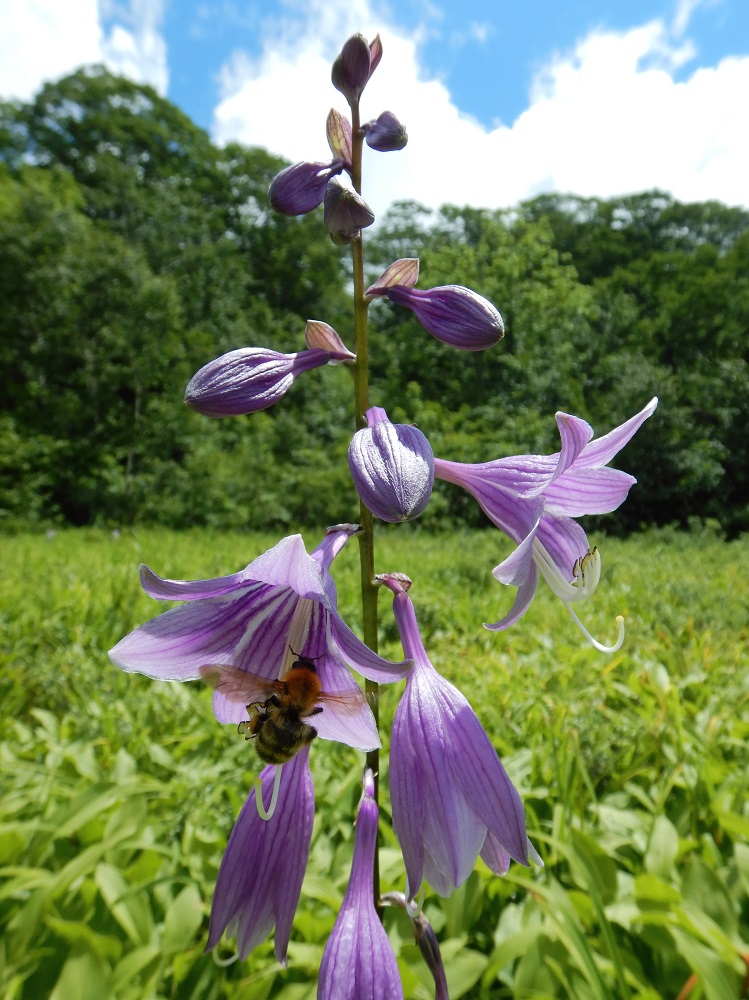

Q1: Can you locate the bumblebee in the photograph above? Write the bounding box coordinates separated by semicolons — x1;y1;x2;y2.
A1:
201;650;364;764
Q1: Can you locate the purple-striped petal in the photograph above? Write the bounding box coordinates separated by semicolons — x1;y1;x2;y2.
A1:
484;562;539;631
185;348;334;417
206;749;314;964
386;587;535;898
318;770;404;999
573;397;658;469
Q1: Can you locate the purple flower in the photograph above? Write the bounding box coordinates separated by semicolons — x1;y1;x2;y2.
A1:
379;575;540;900
317;769;404;999
323;176;375;244
206;748;314;964
331;33;383;107
185;346;351;417
362;111;408;152
109;527;411;746
367;283;503;351
268;160;344;216
434;398;658;647
348;406;434;523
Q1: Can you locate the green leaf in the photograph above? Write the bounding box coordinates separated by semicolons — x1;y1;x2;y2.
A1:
95;863;154;946
161;884;204;953
644;815;679;878
49;948;111;1000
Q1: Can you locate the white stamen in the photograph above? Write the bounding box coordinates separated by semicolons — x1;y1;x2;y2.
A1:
284;597;314;670
211;949;239;967
255;765;283;821
534;543;625;653
565;605;625;653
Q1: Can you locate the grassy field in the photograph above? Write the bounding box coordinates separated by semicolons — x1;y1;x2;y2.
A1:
1;525;748;999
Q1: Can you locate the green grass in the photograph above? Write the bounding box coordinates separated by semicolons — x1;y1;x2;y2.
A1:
1;525;748;999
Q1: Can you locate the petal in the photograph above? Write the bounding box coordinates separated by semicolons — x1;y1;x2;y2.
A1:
329;607;412;681
206;752;313;962
484;561;539;631
544;467;637;517
390;696;427;898
491;519;538;587
574;397;658;469
246;535;330;603
440;696;528;864
535;514;590;583
138;562;252;601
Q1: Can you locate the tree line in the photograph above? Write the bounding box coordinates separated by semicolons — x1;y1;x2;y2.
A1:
1;67;747;535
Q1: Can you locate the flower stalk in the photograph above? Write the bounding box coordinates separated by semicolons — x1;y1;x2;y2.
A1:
348;93;383;912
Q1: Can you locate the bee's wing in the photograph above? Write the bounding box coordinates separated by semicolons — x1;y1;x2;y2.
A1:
199;664;282;705
316;687;369;718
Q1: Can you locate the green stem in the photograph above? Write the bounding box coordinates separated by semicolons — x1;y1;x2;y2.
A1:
349;98;381;912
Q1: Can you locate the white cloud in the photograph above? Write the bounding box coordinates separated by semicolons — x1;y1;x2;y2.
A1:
0;0;168;103
211;0;749;212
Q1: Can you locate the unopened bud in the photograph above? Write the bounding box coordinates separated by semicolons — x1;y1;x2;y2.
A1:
331;33;382;106
268;160;343;215
362;111;408;151
326;109;353;168
348;407;434;522
376;283;504;351
323;176;375;245
185;347;342;416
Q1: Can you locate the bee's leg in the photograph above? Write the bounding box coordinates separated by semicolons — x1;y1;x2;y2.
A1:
302;725;318;746
307;706;323;717
238;702;264;740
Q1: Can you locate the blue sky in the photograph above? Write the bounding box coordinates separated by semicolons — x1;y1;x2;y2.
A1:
2;0;747;211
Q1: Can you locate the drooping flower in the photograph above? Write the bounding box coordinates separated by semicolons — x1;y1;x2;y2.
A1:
378;574;540;900
185;346;352;417
109;527;411;746
268;160;345;216
366;281;503;351
348;406;434;522
433;398;658;648
323;176;376;244
317;768;404;1000
205;748;314;965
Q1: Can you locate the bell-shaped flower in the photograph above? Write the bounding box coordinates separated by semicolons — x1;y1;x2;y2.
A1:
379;574;540;900
184;346;351;417
366;282;503;351
318;768;404;999
331;33;382;107
268;159;345;216
205;748;314;965
323;176;375;244
109;527;411;747
362;111;408;151
348;406;434;523
433;398;658;649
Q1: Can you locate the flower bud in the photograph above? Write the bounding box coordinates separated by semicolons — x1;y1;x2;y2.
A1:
326;109;353;168
331;33;382;106
377;283;504;351
185;347;340;416
348;407;434;523
366;258;419;296
268;160;343;215
362;111;408;151
323;176;375;245
304;320;355;363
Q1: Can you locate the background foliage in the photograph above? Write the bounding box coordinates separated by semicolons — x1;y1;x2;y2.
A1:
1;527;748;999
2;67;748;535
